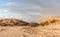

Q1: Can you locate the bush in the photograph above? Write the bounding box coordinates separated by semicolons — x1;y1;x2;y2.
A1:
40;21;48;26
28;22;39;27
15;22;29;26
0;23;15;26
51;20;58;23
0;22;29;26
0;23;7;26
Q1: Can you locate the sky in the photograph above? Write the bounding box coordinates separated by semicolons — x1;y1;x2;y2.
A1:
0;0;60;22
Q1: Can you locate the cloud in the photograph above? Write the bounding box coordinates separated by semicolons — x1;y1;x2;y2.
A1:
12;14;43;22
2;0;60;22
3;9;10;12
28;0;60;15
0;0;49;22
0;0;46;16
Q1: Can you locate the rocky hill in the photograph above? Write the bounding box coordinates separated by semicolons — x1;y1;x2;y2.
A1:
37;16;60;26
0;19;28;26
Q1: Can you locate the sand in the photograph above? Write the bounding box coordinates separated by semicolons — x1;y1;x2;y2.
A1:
0;25;60;37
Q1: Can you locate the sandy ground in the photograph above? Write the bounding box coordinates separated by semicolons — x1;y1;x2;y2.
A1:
0;25;60;37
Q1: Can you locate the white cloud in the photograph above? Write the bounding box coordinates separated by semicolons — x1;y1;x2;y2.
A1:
3;9;10;12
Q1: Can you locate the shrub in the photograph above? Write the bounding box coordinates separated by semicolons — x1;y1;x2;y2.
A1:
28;22;39;27
0;23;7;26
51;20;58;23
40;21;48;26
15;22;29;26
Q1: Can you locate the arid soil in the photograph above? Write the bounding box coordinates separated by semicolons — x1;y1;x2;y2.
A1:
0;25;60;37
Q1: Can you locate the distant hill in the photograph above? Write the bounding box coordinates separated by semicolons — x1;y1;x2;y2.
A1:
37;16;60;26
0;19;29;26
